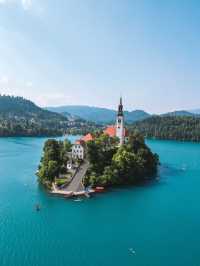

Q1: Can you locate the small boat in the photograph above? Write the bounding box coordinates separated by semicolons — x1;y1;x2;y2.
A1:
95;186;105;192
74;198;82;202
35;204;41;211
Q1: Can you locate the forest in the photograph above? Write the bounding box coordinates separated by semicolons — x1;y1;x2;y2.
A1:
84;132;159;187
130;116;200;142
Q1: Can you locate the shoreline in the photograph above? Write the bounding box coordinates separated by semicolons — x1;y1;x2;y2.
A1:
51;183;95;198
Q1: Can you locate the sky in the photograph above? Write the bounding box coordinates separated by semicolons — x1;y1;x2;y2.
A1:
0;0;200;113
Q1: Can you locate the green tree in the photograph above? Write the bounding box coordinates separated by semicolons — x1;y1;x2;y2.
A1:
37;139;73;186
47;160;59;181
85;132;159;187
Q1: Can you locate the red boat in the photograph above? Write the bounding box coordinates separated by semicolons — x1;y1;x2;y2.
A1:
95;187;105;192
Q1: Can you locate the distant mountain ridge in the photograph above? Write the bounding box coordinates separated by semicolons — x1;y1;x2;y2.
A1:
161;110;198;117
46;105;200;124
188;109;200;115
0;96;103;137
46;105;151;124
0;95;69;136
1;95;200;138
0;95;67;121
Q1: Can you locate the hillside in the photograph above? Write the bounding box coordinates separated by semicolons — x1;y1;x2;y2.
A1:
46;105;151;124
61;112;84;122
162;110;198;117
0;95;68;120
130;115;200;142
0;95;69;137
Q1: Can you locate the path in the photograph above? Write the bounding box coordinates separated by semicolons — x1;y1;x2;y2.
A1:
64;160;90;192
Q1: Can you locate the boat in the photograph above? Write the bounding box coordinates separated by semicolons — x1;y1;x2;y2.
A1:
95;186;105;192
35;204;41;211
74;198;82;202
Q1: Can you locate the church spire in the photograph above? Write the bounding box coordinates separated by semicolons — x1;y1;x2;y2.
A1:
116;96;125;146
118;96;124;116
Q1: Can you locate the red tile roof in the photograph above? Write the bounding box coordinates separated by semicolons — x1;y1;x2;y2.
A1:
75;127;128;146
81;133;94;142
75;139;85;145
104;126;116;137
75;133;93;146
104;126;129;138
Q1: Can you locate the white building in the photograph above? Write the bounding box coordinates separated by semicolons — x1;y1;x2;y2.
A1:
72;141;84;160
71;133;94;160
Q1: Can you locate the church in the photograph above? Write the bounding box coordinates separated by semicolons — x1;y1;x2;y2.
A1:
72;97;129;159
104;97;129;145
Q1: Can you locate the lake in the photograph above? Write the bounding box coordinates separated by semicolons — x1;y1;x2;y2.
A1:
0;136;200;266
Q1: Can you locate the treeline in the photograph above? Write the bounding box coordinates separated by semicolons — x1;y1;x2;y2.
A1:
65;124;103;136
0;118;66;137
0;115;69;137
130;116;200;142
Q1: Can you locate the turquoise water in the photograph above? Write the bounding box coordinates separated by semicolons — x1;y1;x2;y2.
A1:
0;137;200;266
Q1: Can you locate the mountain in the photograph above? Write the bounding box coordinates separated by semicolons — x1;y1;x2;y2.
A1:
189;109;200;115
0;95;69;136
46;105;151;124
0;95;67;121
161;110;197;117
61;112;84;122
125;110;151;123
130;115;200;142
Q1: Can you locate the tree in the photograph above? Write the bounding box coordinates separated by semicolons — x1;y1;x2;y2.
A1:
63;139;72;152
43;139;61;164
47;160;59;181
37;139;72;185
85;132;159;187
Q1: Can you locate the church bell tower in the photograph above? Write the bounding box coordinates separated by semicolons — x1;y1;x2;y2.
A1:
116;97;125;146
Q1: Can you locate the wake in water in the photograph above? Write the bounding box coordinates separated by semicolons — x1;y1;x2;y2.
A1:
180;164;187;171
129;248;136;255
73;198;83;202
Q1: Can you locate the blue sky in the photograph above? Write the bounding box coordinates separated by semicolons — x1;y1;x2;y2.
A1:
0;0;200;113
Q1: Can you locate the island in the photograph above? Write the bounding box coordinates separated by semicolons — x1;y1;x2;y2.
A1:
37;98;159;197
